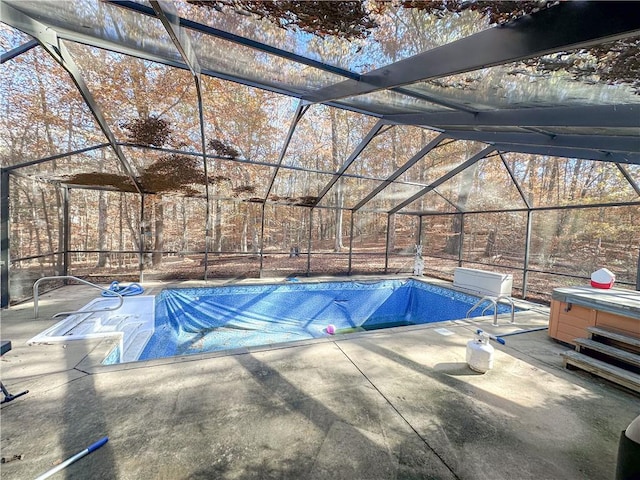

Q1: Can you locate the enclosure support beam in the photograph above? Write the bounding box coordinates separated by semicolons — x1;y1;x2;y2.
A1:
1;170;10;308
386;104;640;130
197;82;211;281
399;199;640;217
149;1;199;77
109;0;360;81
61;0;470;115
42;46;143;193
444;130;640;155
1;3;143;195
502;150;532;297
3;144;111;173
353;133;446;211
499;152;531;209
304;2;640;104
522;210;533;299
390;146;495;214
260;102;308;277
149;0;212;279
491;143;639;165
0;38;38;64
314;120;384;207
617;164;640;197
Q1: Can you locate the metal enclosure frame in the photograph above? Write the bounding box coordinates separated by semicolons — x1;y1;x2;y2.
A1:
1;1;639;307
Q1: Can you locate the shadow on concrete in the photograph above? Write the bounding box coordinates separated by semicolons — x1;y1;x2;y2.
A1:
57;339;115;480
187;351;459;480
340;336;633;479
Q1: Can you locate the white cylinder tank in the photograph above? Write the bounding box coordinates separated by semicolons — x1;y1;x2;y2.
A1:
466;331;495;373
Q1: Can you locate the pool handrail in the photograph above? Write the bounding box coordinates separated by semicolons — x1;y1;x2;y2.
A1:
33;276;124;319
466;295;515;326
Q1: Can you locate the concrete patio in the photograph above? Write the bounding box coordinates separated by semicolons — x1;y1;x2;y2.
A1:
1;278;638;479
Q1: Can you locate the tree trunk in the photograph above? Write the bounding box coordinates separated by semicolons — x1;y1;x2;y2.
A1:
141;196;153;269
40;189;55;257
25;187;44;270
214;199;223;252
55;188;64;274
330;109;344;252
388;214;396;254
97;190;109;267
252;222;259;254
181;198;188;255
152;197;164;266
83;193;89;261
334;197;344;252
445;164;477;254
387;131;399;252
445;214;463;256
119;193;125;267
241;209;248;252
484;230;496;257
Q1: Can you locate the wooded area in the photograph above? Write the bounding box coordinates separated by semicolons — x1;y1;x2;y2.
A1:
2;1;639;305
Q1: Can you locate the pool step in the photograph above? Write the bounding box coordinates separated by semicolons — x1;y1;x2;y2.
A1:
122;329;154;363
561;327;640;394
27;296;156;366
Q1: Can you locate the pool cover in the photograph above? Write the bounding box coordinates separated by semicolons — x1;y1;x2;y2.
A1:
139;279;515;360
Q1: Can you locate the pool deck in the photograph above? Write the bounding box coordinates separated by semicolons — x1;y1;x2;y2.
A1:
1;276;638;479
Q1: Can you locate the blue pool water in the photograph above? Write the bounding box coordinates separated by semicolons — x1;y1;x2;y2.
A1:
136;279;518;362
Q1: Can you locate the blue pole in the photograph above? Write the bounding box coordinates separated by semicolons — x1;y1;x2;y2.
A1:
35;437;108;480
476;329;506;345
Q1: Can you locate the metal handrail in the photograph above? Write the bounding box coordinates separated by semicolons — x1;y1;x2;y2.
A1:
33;276;123;319
466;295;515;326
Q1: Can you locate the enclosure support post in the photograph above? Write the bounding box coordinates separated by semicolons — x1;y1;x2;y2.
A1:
62;186;70;278
417;215;423;245
384;214;392;273
348;212;355;275
1;170;10;308
457;213;465;267
196;80;210;282
523;210;533;299
259;102;307;279
151;0;211;280
306;209;312;276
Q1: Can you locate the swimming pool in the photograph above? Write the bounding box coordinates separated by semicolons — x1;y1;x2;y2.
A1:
136;279;518;363
30;278;520;365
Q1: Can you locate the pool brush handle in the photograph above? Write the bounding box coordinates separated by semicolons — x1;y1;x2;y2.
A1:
34;437;108;480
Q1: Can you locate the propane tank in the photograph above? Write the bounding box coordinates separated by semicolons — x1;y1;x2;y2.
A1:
466;329;495;373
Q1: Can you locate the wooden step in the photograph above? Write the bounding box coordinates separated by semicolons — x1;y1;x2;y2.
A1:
587;326;640;350
574;338;640;369
561;350;640;394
